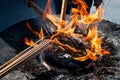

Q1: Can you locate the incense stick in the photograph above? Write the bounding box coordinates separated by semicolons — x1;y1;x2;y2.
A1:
60;0;67;22
0;39;52;78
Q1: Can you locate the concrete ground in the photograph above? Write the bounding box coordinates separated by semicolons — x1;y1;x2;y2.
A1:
103;0;120;24
0;0;120;32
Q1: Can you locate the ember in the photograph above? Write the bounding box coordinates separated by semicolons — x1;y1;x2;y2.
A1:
25;0;110;69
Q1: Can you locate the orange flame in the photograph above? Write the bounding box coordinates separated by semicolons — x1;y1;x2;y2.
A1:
74;26;110;61
54;38;81;53
25;0;110;62
24;37;37;47
43;0;53;20
26;21;44;39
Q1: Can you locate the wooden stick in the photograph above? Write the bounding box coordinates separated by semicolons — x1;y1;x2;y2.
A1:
0;39;52;78
60;0;67;22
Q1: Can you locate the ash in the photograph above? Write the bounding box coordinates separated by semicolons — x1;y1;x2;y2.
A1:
0;19;120;80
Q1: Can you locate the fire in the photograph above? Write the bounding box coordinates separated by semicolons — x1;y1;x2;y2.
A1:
25;0;110;62
26;21;44;39
74;27;110;61
24;37;37;47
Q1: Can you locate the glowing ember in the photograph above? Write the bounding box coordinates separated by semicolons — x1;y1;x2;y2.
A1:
25;0;110;62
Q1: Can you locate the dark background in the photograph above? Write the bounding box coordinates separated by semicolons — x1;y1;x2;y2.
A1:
0;0;56;32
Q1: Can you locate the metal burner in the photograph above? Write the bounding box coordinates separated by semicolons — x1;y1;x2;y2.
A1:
39;49;94;73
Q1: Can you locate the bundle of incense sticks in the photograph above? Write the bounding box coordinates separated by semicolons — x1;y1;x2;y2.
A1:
0;39;52;78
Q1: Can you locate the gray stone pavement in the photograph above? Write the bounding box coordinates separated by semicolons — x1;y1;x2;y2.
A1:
103;0;120;24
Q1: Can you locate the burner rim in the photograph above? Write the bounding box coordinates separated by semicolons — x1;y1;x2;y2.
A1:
39;52;94;72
